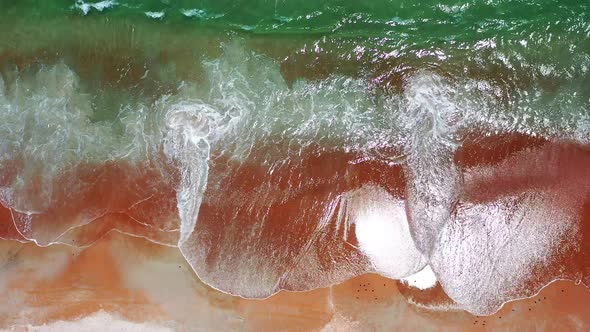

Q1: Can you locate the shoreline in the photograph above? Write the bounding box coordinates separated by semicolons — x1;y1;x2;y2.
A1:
1;231;588;330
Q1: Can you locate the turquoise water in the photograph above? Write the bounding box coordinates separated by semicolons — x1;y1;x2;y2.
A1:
4;1;589;36
2;0;588;98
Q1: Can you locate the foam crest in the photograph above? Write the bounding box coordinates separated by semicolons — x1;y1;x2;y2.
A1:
197;43;400;159
0;64;112;213
162;99;225;244
169;44;402;250
74;0;117;15
400;73;465;256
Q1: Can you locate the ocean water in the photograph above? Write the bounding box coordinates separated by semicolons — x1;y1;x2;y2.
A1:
0;0;589;320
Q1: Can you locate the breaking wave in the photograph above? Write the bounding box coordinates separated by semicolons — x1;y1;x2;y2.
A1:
0;42;588;315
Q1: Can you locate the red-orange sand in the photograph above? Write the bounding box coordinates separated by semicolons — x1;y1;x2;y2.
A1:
0;232;588;331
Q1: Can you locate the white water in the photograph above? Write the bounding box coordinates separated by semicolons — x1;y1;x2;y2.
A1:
0;42;588;314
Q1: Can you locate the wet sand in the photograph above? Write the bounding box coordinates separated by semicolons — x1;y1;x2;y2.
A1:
0;231;588;331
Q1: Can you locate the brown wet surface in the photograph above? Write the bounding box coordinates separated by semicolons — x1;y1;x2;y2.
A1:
0;160;179;246
0;134;588;329
0;203;25;242
462;141;590;203
459;140;590;291
189;146;406;295
454;132;549;169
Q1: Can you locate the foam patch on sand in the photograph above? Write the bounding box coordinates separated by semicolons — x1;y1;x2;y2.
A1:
14;310;171;332
400;265;437;290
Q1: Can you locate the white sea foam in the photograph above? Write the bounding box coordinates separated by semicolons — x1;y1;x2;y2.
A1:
350;185;426;279
16;310;172;332
145;11;165;19
74;0;117;15
0;64;114;214
0;65;166;244
400;265;437;290
432;192;579;314
400;73;466;257
161;99;226;244
181;9;205;18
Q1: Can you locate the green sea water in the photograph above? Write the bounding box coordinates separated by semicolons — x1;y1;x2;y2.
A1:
2;0;589;74
1;1;589;194
2;0;589;36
